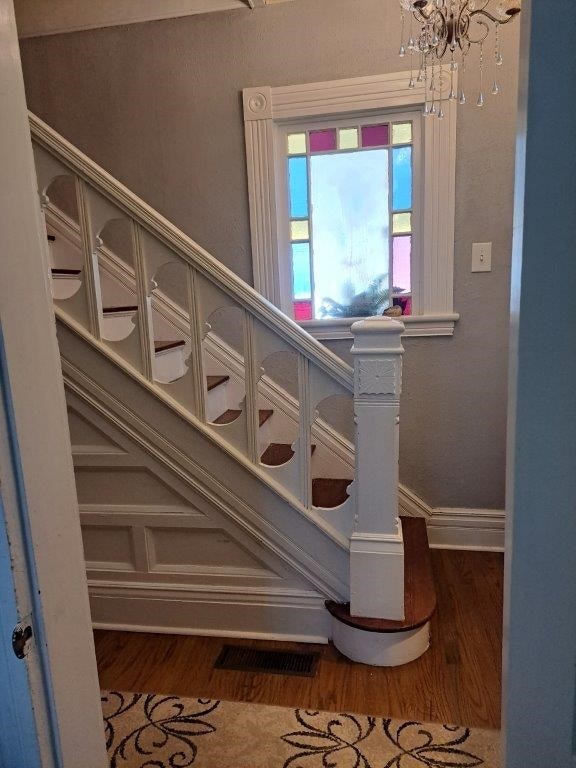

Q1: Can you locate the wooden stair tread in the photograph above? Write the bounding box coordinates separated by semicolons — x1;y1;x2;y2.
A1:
207;375;230;391
51;267;81;276
213;409;273;427
103;305;138;314
326;517;436;633
312;477;352;508
261;442;316;466
154;339;186;353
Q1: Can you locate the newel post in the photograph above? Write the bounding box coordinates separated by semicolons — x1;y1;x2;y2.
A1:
350;317;405;620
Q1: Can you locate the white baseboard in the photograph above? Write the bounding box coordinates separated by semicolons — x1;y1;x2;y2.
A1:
89;584;331;642
399;485;505;552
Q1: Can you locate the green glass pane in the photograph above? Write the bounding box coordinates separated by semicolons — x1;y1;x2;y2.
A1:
392;122;412;145
288;133;306;155
392;212;412;234
338;128;359;150
292;243;312;299
291;219;309;241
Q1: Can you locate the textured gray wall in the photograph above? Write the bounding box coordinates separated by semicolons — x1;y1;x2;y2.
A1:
20;0;520;508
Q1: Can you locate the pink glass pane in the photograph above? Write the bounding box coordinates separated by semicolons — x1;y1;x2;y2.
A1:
309;129;337;153
393;235;411;293
294;300;313;321
361;123;390;148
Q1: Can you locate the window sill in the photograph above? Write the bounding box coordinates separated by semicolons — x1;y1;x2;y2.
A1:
298;313;460;341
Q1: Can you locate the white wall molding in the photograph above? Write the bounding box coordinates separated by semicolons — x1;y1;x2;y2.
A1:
243;70;458;338
63;360;350;599
398;487;505;552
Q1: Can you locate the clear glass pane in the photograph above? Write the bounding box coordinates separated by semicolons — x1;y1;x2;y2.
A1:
392;212;412;234
290;219;310;241
310;149;390;319
292;243;312;299
309;129;337;153
288;157;309;218
392;147;412;211
338;127;359;150
288;133;306;155
392;122;412;145
393;235;411;293
361;124;390;148
293;300;313;321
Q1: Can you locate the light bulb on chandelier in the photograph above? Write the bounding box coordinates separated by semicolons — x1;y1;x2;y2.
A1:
398;0;520;118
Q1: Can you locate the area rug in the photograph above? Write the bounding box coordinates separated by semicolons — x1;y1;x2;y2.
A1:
102;690;501;768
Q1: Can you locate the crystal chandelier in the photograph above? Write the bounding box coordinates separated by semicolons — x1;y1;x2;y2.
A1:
398;0;521;117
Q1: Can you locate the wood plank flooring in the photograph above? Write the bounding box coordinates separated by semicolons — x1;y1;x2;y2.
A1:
94;549;503;729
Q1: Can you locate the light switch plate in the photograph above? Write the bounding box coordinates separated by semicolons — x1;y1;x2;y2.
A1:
472;242;492;272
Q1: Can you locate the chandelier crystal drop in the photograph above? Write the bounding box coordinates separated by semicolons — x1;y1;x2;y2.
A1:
398;0;520;118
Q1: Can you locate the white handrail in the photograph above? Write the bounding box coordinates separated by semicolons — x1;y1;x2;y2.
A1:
29;112;353;392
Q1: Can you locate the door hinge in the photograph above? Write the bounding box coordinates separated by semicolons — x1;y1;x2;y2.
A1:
12;624;33;659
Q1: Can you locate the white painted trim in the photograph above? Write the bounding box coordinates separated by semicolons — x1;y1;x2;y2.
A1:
398;486;506;552
88;583;331;642
31;113;353;393
15;0;254;39
243;70;458;336
46;202;356;466
63;363;350;599
301;314;459;340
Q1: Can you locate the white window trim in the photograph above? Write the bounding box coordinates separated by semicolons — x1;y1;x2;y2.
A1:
243;69;459;339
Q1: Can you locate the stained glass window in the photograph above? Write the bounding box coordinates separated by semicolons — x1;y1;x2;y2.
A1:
285;118;415;320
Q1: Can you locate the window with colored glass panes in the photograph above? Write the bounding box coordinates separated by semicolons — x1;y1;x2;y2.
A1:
286;119;414;321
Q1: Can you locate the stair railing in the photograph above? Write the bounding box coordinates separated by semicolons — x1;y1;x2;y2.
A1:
31;112;405;618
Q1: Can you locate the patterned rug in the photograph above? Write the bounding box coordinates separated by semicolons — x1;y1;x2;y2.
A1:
102;690;500;768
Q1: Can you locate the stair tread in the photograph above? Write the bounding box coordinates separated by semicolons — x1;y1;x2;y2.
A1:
154;339;186;353
326;517;437;633
103;305;138;314
51;267;81;276
261;442;317;466
207;375;230;391
213;409;273;427
312;477;352;509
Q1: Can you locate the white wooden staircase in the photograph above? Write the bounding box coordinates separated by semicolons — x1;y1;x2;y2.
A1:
31;112;435;666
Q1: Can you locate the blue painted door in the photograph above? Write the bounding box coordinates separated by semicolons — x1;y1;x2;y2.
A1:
0;330;43;767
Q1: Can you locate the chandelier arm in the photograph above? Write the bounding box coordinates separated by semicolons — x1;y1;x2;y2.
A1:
471;8;518;24
466;16;490;45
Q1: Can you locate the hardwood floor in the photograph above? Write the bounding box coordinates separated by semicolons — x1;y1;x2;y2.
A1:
94;550;503;729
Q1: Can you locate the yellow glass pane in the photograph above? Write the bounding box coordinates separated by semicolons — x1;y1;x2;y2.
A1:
392;122;412;145
338;127;359;150
392;212;412;234
291;219;310;241
288;133;307;155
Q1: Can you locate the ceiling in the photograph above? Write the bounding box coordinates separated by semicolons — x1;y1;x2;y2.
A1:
15;0;292;39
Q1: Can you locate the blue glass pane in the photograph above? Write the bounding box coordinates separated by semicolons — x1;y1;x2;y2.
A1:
292;243;312;299
392;146;412;212
289;157;309;218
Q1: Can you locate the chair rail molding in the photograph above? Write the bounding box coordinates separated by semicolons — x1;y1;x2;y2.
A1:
243;70;459;339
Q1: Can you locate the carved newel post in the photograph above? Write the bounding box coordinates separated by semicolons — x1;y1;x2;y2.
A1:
350;317;405;620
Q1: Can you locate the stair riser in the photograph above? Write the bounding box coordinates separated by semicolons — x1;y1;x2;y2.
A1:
101;312;136;342
51;274;82;301
154;345;188;383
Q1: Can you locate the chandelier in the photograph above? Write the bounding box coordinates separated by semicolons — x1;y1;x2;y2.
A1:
398;0;521;117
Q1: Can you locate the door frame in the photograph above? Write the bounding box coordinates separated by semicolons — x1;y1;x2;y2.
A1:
0;1;108;764
503;0;576;765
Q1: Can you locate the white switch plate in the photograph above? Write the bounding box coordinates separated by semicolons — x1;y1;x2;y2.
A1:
472;242;492;272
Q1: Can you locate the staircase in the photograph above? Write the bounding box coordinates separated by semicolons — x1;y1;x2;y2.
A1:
31;112;435;667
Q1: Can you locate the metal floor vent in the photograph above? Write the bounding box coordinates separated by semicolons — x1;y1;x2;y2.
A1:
214;645;319;677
